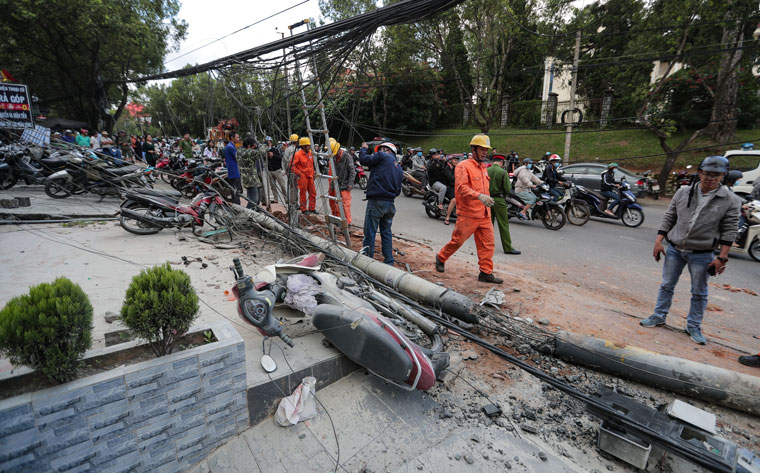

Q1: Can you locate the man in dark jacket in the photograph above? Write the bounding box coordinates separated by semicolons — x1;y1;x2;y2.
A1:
600;163;621;215
427;149;447;209
359;141;403;265
640;156;741;345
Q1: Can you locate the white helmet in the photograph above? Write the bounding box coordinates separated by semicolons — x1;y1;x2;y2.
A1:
375;142;397;155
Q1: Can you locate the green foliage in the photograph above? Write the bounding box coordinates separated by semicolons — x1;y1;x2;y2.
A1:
0;0;187;131
121;264;199;357
508;100;542;128
0;278;93;384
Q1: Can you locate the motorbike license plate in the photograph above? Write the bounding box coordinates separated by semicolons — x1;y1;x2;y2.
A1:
652;185;660;191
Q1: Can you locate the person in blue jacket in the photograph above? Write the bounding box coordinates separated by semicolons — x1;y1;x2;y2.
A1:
359;141;403;265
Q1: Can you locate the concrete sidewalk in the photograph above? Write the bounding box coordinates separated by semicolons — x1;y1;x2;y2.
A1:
191;371;580;473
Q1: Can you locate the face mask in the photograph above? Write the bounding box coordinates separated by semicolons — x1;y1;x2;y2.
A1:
553;162;560;168
417;152;422;157
527;164;533;169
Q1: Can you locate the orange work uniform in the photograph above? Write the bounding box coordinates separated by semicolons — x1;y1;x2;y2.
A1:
437;158;495;274
291;148;316;212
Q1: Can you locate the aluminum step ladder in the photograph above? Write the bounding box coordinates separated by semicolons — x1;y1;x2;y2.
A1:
289;18;350;246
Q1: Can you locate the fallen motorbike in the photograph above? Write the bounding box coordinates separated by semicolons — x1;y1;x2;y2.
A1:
230;255;449;391
402;170;427;198
44;156;147;199
119;185;234;237
422;186;457;221
559;183;591;226
155;152;188;183
731;199;760;262
641;170;660;199
572;178;644;227
505;184;567;230
354;159;367;190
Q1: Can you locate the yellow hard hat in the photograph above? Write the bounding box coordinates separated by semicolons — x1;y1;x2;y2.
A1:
298;137;311;146
290;134;299;142
469;134;492;149
330;139;340;155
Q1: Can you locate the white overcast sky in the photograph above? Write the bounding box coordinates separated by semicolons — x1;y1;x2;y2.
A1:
163;0;324;70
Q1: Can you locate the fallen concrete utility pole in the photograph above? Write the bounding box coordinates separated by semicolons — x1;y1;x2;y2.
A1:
234;205;477;322
555;331;760;415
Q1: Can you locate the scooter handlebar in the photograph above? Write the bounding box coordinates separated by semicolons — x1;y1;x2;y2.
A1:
233;258;244;277
280;333;295;347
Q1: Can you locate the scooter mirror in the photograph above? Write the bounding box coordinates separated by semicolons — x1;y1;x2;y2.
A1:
260;354;277;373
255;265;277;284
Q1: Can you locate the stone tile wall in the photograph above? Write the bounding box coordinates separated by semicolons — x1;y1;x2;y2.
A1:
0;321;246;473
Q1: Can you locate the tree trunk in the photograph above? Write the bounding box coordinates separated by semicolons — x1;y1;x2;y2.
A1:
706;11;743;143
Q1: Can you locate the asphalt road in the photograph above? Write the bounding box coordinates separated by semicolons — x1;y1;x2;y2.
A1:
347;188;759;328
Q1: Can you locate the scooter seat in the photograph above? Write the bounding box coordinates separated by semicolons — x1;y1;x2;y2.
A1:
39;157;67;169
105;165;141;176
586;188;607;200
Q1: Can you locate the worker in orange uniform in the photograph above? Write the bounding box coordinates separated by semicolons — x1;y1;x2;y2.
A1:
291;137;317;214
328;138;355;224
435;134;502;284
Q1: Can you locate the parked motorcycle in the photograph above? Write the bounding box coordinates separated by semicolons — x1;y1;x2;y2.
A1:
230;255;449;391
44;156;146;199
731;199;760;262
572;178;645;227
402;170;427;198
119;186;234;237
0;143;48;189
641;170;660;200
354;159;367;190
505;184;567;230
422;186;457;221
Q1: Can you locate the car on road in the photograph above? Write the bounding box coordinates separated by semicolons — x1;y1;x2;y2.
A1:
725;145;760;199
560;163;646;197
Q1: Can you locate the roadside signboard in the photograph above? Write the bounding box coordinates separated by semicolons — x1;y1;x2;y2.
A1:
0;83;34;129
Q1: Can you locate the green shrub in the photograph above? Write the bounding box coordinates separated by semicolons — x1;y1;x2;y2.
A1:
121;263;199;356
0;277;93;384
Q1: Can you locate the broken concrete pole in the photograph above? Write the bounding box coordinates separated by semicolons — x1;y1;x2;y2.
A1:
554;331;760;415
233;205;477;323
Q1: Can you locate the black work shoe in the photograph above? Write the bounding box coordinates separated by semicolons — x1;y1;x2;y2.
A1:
738;354;760;368
505;249;521;255
478;272;503;284
435;255;445;273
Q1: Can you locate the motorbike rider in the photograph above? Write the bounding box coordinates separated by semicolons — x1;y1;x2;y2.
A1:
513;158;544;220
402;147;415;171
427;149;447;210
600;162;621;216
542;154;567;201
506;151;520;174
410;147;427;187
435;134;502;284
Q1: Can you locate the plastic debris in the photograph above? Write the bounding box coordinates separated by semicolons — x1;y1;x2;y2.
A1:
284;274;322;316
275;376;317;426
480;288;505;307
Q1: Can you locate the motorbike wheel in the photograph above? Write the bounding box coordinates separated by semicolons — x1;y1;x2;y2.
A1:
180;184;198;199
44;178;73;199
423;195;440;219
402;183;413;197
621;208;645;228
566;201;590;226
540;206;566;230
358;175;367;190
748;237;760;262
159;170;174;184
119;203;162;235
0;169;17;190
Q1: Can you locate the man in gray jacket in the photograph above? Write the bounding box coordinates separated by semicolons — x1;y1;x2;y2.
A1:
640;156;741;345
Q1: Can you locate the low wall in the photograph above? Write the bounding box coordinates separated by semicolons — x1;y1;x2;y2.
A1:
0;320;247;473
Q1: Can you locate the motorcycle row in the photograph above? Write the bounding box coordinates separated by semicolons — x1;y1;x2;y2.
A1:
403;152;645;231
0;140;237;239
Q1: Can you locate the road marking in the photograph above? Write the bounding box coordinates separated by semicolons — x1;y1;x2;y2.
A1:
618;235;636;240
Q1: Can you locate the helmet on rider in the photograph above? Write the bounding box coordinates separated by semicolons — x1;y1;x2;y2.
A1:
265;136;272;142
607;162;618;169
375;142;397;155
523;157;534;164
289;134;299;142
429;148;440;156
549;154;561;162
724;169;743;186
699;156;729;173
298;137;311;147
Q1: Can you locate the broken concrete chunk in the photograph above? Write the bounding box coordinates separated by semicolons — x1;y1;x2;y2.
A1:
104;311;120;323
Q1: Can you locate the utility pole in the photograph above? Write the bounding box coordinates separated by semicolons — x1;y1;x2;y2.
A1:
277;29;292;137
564;31;581;164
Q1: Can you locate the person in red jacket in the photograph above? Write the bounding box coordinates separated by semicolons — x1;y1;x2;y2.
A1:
435;134;502;284
291;137;317;214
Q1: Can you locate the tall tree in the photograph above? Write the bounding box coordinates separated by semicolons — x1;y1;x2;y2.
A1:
0;0;186;132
